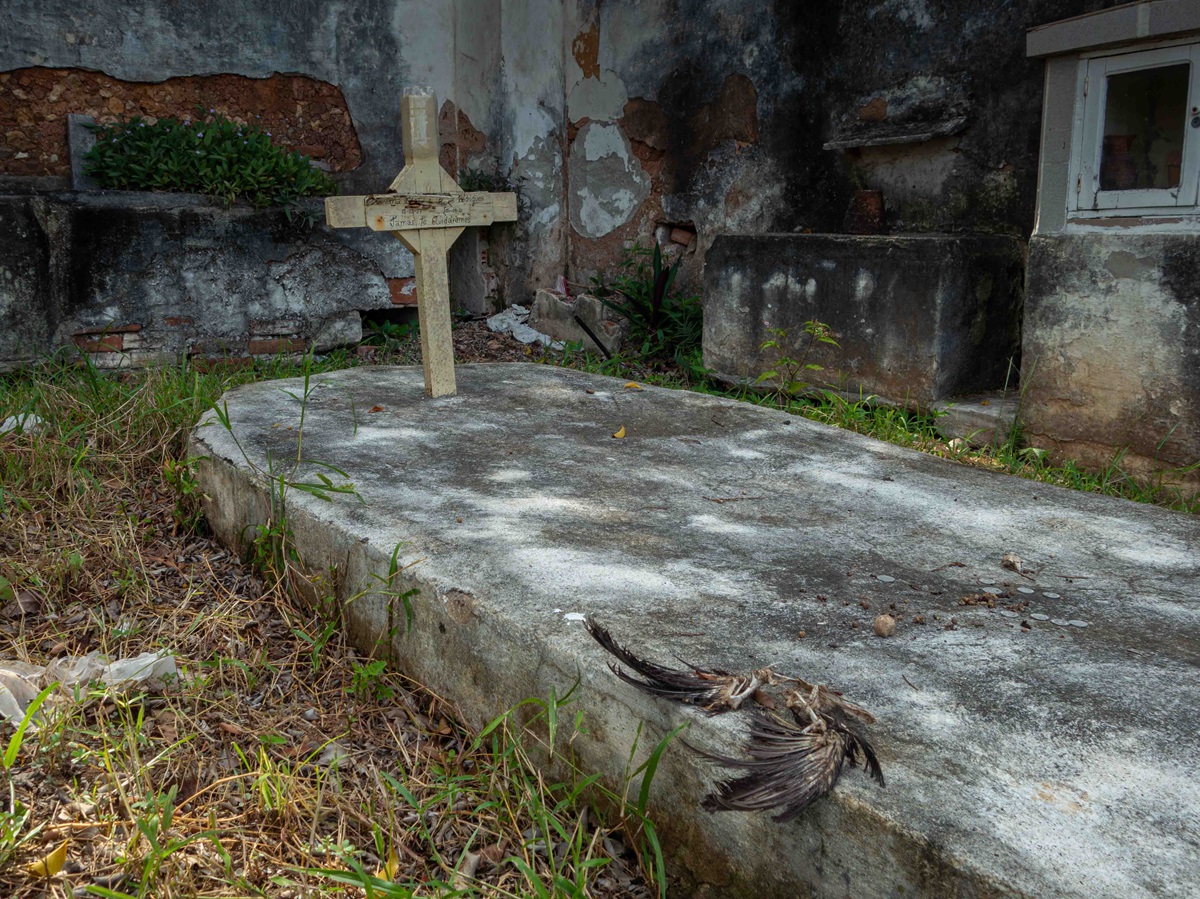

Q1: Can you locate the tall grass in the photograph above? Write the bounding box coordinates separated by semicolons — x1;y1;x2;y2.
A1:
0;351;667;898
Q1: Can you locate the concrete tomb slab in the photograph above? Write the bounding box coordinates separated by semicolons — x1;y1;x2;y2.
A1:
192;363;1200;898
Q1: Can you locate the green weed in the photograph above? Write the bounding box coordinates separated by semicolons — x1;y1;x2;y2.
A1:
85;110;335;209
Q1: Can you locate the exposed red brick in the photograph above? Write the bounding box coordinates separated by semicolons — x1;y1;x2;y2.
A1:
0;68;362;178
388;277;418;305
571;21;601;79
73;333;122;352
858;97;889;123
163;316;193;326
438;101;490;179
669;227;695;247
248;337;306;356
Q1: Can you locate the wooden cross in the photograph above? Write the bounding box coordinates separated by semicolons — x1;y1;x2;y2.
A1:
324;92;518;397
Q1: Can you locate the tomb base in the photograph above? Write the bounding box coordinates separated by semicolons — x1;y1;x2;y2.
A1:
702;233;1024;406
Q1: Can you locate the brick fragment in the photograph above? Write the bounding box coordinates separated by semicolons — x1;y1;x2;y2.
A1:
73;333;123;352
248;337;306;356
388;277;418;305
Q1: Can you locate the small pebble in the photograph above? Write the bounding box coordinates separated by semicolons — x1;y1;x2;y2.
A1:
302;708;318;721
1051;618;1070;626
979;578;996;585
1043;592;1060;599
1068;620;1089;628
1017;586;1035;594
873;614;897;637
999;610;1018;618
875;575;895;583
1030;613;1050;621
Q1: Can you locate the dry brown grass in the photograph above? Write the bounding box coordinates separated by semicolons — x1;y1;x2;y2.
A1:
0;356;662;899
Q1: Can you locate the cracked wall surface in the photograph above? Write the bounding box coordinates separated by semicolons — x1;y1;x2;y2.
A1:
555;0;1127;290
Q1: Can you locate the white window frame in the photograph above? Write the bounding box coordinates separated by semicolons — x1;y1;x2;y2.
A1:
1070;41;1200;217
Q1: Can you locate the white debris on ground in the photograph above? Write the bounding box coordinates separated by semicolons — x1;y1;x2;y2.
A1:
0;650;178;726
487;304;565;350
0;413;44;436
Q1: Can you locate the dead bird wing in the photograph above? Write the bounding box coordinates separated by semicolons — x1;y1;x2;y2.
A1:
701;712;883;822
585;618;757;711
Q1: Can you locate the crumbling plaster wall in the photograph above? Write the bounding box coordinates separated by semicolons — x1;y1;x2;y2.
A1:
0;0;505;194
557;0;1127;291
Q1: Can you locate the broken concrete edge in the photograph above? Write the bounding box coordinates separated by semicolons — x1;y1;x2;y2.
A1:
189;401;1027;899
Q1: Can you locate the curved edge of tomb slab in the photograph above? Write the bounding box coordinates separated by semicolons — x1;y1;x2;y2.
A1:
190;363;1200;899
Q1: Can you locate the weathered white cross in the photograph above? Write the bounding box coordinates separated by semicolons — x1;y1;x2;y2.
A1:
324;92;517;397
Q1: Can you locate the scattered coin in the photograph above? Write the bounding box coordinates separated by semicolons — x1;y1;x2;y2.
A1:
1030;613;1050;621
1017;586;1035;594
979;577;996;585
999;610;1018;618
1051;618;1070;626
1043;592;1060;599
875;575;895;583
1068;620;1089;628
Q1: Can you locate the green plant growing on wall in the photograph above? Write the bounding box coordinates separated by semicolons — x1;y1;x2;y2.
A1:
756;321;840;407
84;110;336;209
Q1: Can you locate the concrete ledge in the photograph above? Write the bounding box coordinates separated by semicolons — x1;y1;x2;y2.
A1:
192;364;1200;898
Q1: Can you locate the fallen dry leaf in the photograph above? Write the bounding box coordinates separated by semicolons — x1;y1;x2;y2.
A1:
27;839;68;878
368;405;385;414
623;382;642;390
612;425;626;439
377;848;400;881
452;850;482;889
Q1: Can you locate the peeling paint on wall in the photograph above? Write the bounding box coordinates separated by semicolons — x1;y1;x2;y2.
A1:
569;121;649;239
568;69;629;123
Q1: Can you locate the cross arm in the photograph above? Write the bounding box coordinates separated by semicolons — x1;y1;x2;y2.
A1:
325;192;518;231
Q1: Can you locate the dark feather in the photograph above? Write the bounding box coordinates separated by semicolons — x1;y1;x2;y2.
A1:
585;618;760;712
702;711;884;822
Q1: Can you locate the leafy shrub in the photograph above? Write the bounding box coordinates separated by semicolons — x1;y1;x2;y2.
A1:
596;242;703;364
84;111;336;208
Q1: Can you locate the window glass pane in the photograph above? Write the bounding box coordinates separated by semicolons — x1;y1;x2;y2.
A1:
1100;63;1189;191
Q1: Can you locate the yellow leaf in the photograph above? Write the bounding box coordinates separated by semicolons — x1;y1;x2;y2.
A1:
376;847;400;881
27;839;68;878
624;381;642;390
612;426;626;439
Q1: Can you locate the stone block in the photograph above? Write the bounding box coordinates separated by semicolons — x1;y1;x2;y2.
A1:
0;196;63;369
528;289;627;354
0;191;412;368
703;233;1024;405
1023;232;1200;478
